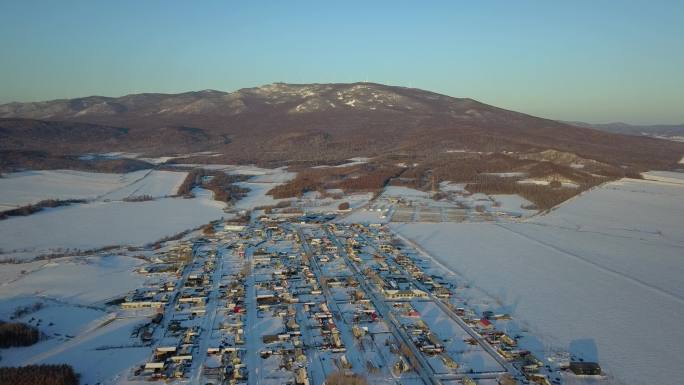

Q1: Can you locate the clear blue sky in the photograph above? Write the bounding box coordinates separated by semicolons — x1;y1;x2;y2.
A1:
1;1;682;124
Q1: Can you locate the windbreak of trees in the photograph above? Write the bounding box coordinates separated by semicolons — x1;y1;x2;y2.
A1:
268;164;404;198
268;165;362;198
0;364;79;385
204;173;250;203
337;166;404;191
465;180;594;210
176;169;203;196
0;199;86;220
176;169;250;203
0;321;40;348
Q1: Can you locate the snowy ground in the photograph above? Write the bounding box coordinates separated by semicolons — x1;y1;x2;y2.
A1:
0;169;188;210
311;157;370;169
0;253;151;385
392;176;684;385
0;255;146;305
96;170;187;201
0;170;144;208
489;194;537;217
0;188;227;260
0;165;299;260
0;312;150;385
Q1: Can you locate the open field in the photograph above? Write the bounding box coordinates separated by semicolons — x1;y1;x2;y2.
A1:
0;169;189;210
393;176;684;385
0;188;226;260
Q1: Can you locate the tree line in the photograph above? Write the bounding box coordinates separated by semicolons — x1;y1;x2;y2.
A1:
176;169;250;203
268;163;404;198
0;199;86;221
0;364;78;385
0;321;40;348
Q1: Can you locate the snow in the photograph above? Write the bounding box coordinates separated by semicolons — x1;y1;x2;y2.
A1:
1;315;150;385
539;178;684;240
0;170;148;208
0;165;298;260
0;188;227;260
382;186;430;198
296;192;372;214
234;181;289;210
96;170;187;200
439;181;467;192
312;157;370;169
171;164;296;183
481;172;527;178
0;254;151;384
0;260;46;284
518;179;579;188
490;194;537;216
392;176;684;385
336;208;388;224
0;169;188;208
0;255;145;305
642;170;684;184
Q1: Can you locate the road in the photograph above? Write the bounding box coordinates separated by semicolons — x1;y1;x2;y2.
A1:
191;241;231;384
359;229;522;380
320;226;440;385
295;226;367;374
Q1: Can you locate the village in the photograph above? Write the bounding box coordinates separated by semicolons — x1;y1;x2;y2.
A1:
116;215;603;385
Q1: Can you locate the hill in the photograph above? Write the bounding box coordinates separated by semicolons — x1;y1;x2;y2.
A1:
2;82;684;209
566;121;684;141
2;82;683;170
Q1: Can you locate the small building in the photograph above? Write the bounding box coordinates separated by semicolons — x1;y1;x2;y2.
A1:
569;361;601;375
477;318;494;330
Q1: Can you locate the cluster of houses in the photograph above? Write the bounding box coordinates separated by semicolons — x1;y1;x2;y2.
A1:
202;268;248;384
249;236;330;385
350;223;604;385
121;224;254;382
114;216;603;385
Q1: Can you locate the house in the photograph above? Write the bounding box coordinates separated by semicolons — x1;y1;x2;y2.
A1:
569;361;601;375
383;289;428;299
224;223;245;231
477;318;494;330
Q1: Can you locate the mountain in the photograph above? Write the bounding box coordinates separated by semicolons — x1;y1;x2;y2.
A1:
565;121;684;141
2;82;684;170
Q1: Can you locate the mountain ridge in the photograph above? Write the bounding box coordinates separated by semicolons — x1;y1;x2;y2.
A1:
2;82;683;171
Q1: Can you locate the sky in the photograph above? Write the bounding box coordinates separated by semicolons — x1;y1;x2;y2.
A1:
1;1;682;124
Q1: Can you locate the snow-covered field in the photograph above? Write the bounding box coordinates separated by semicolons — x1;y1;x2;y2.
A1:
0;254;151;384
96;170;187;201
0;188;226;260
0;165;300;260
0;170;145;209
393;176;684;385
490;194;537;216
0;169;188;209
642;170;684;184
0;310;149;385
0;255;145;305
